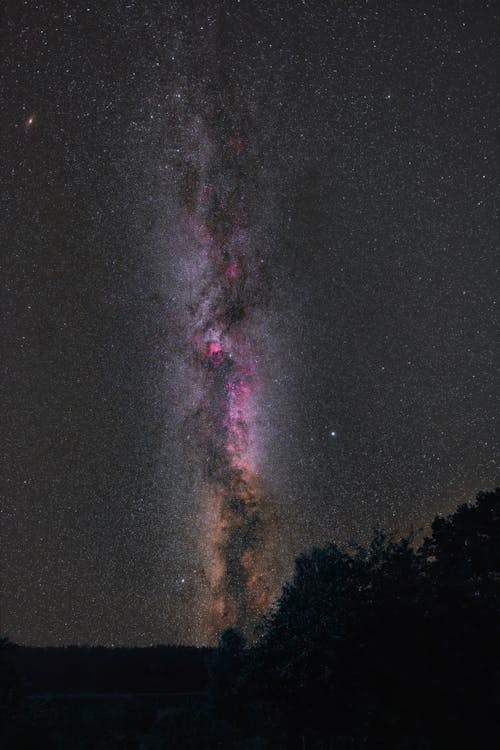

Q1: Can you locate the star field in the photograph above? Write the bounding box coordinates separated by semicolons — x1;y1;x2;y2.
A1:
0;0;498;645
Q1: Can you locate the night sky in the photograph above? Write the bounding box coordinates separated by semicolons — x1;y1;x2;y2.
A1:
1;0;498;646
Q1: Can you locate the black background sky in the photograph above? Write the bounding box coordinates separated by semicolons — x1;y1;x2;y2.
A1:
1;0;498;646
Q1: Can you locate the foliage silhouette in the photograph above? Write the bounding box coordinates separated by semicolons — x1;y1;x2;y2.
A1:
236;488;500;748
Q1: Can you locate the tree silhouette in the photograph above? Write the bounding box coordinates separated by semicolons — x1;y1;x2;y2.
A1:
238;489;500;749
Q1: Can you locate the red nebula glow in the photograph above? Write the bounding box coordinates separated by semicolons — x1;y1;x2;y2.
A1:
207;342;222;357
207;341;225;366
225;263;240;280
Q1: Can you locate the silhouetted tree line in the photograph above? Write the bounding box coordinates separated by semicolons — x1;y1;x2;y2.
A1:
207;488;499;748
1;488;498;749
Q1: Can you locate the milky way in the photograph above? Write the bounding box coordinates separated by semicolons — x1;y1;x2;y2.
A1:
176;106;280;638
